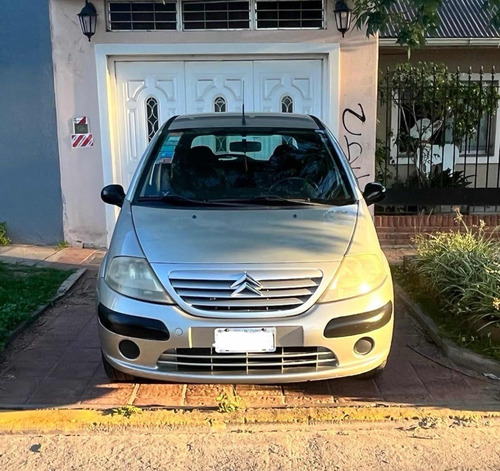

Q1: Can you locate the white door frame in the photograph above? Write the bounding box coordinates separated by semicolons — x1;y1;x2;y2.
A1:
95;43;340;243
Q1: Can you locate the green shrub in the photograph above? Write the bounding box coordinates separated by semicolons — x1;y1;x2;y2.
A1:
0;222;11;246
411;211;500;329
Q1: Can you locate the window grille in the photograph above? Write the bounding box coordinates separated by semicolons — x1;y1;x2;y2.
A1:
214;96;227;113
146;97;159;141
256;0;324;29
107;0;324;31
182;1;250;30
108;1;177;31
281;95;294;113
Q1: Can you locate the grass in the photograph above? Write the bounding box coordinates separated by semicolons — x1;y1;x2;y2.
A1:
0;262;73;350
393;266;500;362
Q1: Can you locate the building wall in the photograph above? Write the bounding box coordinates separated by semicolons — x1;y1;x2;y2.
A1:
50;0;379;247
0;0;63;244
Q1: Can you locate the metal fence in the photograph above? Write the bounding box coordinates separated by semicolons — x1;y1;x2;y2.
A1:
376;64;500;214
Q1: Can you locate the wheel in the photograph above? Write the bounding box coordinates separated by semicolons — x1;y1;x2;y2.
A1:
101;352;136;382
357;360;387;380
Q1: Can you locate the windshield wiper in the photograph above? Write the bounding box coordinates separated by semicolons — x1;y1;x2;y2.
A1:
210;195;321;207
137;195;238;207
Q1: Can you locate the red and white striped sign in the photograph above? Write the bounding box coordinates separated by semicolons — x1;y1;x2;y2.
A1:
75;116;87;126
71;133;94;148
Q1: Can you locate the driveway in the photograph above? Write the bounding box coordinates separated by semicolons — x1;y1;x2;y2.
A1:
0;270;498;410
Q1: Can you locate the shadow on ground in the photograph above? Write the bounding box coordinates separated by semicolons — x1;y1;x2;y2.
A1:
0;271;498;411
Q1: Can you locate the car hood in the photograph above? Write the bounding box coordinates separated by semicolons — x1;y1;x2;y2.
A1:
131;204;359;264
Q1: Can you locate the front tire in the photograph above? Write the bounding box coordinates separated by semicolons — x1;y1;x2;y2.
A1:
101;353;136;382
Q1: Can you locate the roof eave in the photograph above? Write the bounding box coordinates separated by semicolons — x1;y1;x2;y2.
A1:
379;37;500;47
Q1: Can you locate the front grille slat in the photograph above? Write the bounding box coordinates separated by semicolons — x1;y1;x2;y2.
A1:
184;297;305;308
157;347;338;375
176;287;314;299
169;270;323;314
160;350;334;360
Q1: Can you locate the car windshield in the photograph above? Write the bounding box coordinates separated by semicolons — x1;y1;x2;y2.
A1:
135;127;355;206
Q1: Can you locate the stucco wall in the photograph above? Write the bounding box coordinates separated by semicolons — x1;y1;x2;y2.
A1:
50;0;378;247
0;0;63;244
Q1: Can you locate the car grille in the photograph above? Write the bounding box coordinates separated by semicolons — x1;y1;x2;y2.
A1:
157;347;338;375
169;270;323;314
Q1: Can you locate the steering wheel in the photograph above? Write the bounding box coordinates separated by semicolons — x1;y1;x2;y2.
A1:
269;177;320;198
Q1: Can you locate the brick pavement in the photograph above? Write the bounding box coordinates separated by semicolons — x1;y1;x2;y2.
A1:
0;270;498;410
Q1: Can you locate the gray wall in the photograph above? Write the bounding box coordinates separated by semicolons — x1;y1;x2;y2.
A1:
0;0;63;244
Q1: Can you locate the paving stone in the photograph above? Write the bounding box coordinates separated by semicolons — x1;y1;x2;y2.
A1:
0;246;58;261
1;360;58;380
0;377;41;404
184;384;234;407
411;363;475;401
81;384;135;406
60;347;101;363
235;384;283;396
283;381;335;406
45;248;96;264
134;384;184;407
375;359;430;402
47;360;99;381
81;367;135;406
327;377;383;402
28;378;91;405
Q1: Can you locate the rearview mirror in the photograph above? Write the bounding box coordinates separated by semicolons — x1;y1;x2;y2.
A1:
229;141;262;153
363;182;386;206
101;184;125;207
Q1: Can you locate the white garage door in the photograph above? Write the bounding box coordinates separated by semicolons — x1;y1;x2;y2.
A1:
115;59;323;189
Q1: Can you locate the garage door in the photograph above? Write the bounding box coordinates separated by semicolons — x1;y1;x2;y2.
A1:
115;60;323;188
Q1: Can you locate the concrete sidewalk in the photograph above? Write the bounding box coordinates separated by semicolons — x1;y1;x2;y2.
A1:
0;245;105;268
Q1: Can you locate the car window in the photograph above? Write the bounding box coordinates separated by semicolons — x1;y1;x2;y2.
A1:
136;127;355;206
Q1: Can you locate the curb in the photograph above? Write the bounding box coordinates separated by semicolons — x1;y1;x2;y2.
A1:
0;406;498;433
395;283;500;377
4;268;87;347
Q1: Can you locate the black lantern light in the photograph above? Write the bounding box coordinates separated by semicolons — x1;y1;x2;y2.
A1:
334;0;352;38
78;1;97;42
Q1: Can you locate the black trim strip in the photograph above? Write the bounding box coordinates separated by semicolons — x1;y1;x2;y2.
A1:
324;301;393;338
98;304;170;341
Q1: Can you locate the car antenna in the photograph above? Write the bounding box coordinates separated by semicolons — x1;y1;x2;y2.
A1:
241;82;247;126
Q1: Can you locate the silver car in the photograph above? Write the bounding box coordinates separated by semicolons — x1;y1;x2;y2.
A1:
98;113;393;383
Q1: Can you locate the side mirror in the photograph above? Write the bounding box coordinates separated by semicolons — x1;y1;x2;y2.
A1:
363;182;386;206
101;184;125;207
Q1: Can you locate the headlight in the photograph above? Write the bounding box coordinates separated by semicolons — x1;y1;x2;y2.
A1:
319;254;387;303
105;256;174;304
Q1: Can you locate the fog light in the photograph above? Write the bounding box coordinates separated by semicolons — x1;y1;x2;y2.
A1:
119;340;140;359
354;337;374;355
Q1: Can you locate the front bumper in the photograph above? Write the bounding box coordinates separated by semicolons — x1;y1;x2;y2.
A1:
97;276;394;383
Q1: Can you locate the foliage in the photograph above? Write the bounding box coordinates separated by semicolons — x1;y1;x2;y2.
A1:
375;138;393;183
216;392;242;413
108;405;143;418
392;167;471;190
394;265;500;361
57;241;69;250
379;62;500;185
0;263;72;350
353;0;500;52
0;222;11;246
411;210;500;328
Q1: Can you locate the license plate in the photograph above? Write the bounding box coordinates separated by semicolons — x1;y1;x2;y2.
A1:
214;328;276;353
